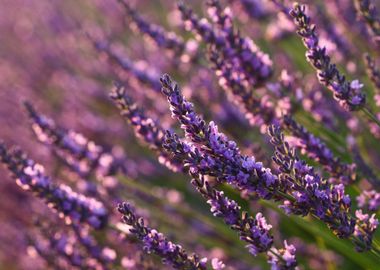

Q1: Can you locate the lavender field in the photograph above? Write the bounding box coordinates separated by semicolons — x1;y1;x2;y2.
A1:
1;0;380;269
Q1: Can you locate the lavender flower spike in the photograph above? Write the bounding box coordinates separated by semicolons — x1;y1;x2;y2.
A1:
110;83;182;172
117;202;208;270
118;0;185;56
92;39;161;91
25;102;125;179
268;125;355;238
178;1;272;86
191;175;274;256
354;210;379;252
357;190;380;212
72;224;117;267
161;74;279;199
208;46;277;130
283;114;356;185
267;241;297;270
162;131;297;266
364;53;380;93
110;84;164;148
354;0;380;44
289;3;366;111
0;143;108;229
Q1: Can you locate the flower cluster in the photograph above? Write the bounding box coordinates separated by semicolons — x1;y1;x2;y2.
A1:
268;124;355;238
160;74;369;247
267;241;297;270
354;0;380;44
161;74;279;199
354;210;379;252
191;175;274;256
283;114;356;185
290;3;366;111
179;0;273;87
357;190;380;212
0;143;108;229
364;53;380;93
25;102;127;179
92;39;162;92
117;202;209;270
110;83;183;172
118;0;185;56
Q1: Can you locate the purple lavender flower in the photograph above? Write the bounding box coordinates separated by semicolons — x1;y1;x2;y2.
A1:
161;74;279;199
160;74;374;248
289;3;366;111
208;46;277;131
110;83;183;172
38;231;85;268
364;53;380;93
268;124;355;238
25;102;127;179
117;202;208;270
269;124;380;252
354;0;380;44
314;4;354;60
267;241;297;270
118;0;185;56
178;1;273;86
162;129;295;265
353;210;379;252
191;175;274;256
92;39;162;92
146;135;295;267
0;143;108;229
235;0;270;19
110;84;164;148
283;114;356;185
72;224;116;268
357;190;380;212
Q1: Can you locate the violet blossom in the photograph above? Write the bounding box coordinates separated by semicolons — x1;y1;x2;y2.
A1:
364;53;380;93
191;175;274;256
92;39;162;92
289;3;366;111
118;0;185;56
354;0;380;44
357;190;380;212
110;83;183;172
268;124;355;238
160;74;361;248
0;143;108;229
283;114;356;185
267;241;297;270
117;202;209;270
25;102;127;179
269;124;380;252
161;74;279;199
354;210;379;252
178;0;273;87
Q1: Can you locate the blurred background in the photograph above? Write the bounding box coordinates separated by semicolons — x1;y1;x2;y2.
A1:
1;0;380;269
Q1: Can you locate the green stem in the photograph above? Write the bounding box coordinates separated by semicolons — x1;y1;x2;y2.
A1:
268;248;285;263
362;107;380;128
